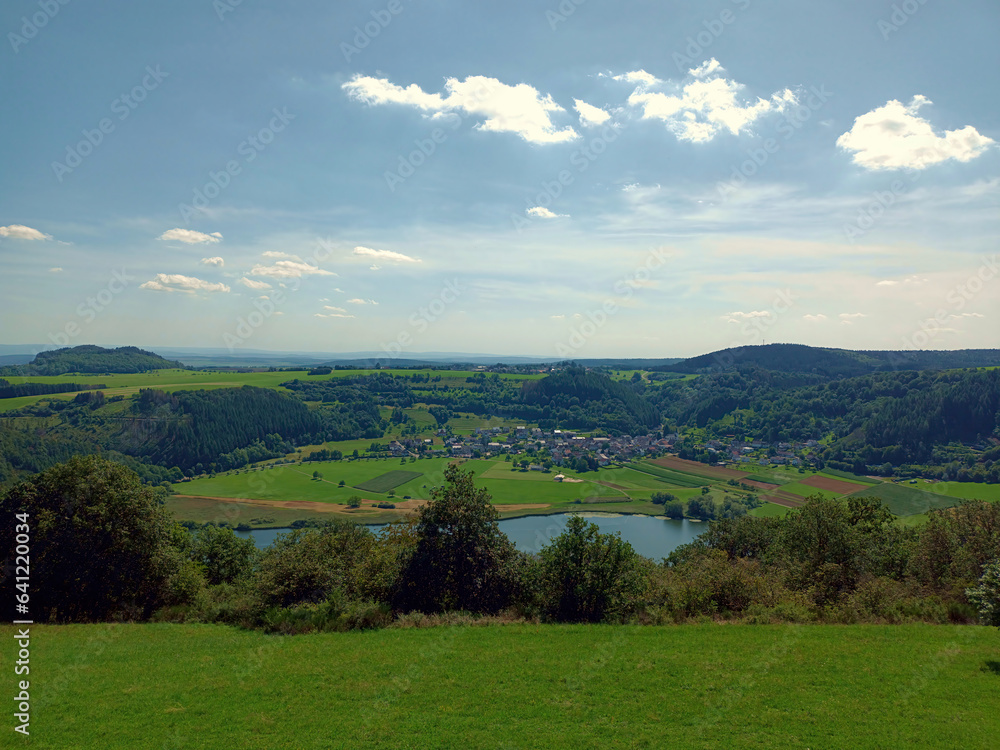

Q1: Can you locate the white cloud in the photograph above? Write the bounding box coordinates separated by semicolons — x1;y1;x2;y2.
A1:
369;265;381;271
353;246;420;264
803;314;827;322
573;99;611;127
612;70;658;87
250;260;336;278
526;206;568;219
140;273;230;294
343;74;579;145
876;275;928;287
315;309;355;319
619;60;797;143
240;277;272;290
0;224;51;240
346;298;378;305
200;256;224;267
839;312;867;319
49;267;63;273
837;96;994;170
262;251;301;260
551;314;565;320
689;59;724;78
157;228;222;244
323;305;349;314
723;310;774;324
950;312;984;319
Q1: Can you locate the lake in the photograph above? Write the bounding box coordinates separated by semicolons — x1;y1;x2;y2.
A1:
236;512;706;560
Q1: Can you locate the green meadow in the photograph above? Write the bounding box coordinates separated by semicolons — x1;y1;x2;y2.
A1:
0;368;544;413
8;622;998;749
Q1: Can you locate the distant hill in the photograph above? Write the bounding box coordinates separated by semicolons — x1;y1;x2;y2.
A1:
657;344;1000;378
0;345;185;376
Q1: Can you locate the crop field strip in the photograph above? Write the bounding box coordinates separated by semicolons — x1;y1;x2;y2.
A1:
353;470;424;493
801;475;872;494
649;455;749;480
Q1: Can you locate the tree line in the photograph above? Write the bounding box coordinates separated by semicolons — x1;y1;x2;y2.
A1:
3;456;998;632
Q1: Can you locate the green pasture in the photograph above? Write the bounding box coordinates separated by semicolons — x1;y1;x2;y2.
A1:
9;622;999;749
845;482;961;517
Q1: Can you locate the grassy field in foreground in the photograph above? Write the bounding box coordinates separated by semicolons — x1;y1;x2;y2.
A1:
5;622;998;749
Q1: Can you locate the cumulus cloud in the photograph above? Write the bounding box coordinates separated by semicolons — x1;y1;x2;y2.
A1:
346;298;378;305
837;96;994;170
49;267;63;273
239;277;272;290
353;246;420;264
803;314;827;322
0;224;51;240
157;228;222;244
526;206;568;219
950;312;984;319
839;313;867;319
262;251;301;260
322;305;350;314
342;74;579;144
200;256;224;267
573;99;611;127
250;260;336;278
140;274;230;293
617;59;797;143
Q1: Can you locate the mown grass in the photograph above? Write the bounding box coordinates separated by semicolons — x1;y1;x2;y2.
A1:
8;622;998;749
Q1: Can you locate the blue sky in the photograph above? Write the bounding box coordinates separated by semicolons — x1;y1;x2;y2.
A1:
1;0;997;358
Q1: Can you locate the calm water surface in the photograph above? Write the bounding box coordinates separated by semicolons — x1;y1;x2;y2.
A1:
237;512;706;560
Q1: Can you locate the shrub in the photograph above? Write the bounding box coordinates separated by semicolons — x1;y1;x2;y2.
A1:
537;515;645;623
393;465;521;614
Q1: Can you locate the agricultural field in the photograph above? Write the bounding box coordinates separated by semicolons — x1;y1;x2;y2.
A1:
9;622;999;749
170;457;640;524
924;481;1000;503
354;470;423;493
844;482;963;517
0;367;545;413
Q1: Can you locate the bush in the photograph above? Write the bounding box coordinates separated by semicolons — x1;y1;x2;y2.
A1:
0;456;178;622
663;500;685;520
537;515;645;623
966;559;1000;626
393;465;521;614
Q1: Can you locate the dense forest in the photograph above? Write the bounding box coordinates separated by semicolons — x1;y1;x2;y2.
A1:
659;343;1000;378
0;345;184;376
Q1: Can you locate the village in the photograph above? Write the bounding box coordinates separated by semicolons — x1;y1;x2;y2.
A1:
383;425;823;473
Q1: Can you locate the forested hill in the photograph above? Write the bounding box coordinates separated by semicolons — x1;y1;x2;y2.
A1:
519;367;660;433
0;345;185;375
658;344;1000;378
